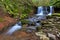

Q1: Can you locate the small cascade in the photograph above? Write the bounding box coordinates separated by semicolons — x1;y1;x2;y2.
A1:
36;6;54;20
36;6;43;16
6;6;54;35
36;6;53;16
6;22;22;35
24;6;54;32
48;6;53;15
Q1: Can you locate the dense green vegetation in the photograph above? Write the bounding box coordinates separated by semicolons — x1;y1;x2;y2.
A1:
50;0;60;8
0;0;60;19
0;0;35;19
32;0;50;6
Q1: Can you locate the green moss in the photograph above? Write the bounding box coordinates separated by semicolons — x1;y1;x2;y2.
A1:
0;17;4;22
21;19;30;25
52;13;60;16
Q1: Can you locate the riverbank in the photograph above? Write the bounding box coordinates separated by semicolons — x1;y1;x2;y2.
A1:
0;8;17;32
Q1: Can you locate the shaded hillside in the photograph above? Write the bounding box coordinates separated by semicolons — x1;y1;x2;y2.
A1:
0;8;17;32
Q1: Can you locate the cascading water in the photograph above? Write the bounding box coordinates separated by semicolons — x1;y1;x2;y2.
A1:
6;22;22;35
36;6;53;18
36;6;43;16
27;6;53;30
48;6;53;15
6;6;53;35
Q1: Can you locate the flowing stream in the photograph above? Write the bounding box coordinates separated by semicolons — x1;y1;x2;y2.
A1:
6;6;53;35
6;22;22;35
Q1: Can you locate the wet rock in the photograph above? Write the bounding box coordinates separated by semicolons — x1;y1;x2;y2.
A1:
47;33;56;40
35;32;49;40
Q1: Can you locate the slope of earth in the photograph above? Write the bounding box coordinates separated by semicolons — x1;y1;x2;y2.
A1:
0;8;40;40
0;8;17;32
0;31;40;40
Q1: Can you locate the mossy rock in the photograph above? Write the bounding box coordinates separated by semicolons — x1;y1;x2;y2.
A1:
21;19;30;25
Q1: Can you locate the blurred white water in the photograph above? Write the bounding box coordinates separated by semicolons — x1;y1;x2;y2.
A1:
48;6;53;16
36;6;53;16
6;22;22;35
36;6;43;16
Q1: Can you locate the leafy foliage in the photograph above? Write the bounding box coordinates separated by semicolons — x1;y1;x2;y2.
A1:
0;0;60;19
32;0;60;7
50;0;60;7
0;0;33;19
32;0;50;6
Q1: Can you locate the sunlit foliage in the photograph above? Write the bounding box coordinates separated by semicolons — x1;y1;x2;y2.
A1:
0;0;60;19
0;0;33;18
32;0;50;6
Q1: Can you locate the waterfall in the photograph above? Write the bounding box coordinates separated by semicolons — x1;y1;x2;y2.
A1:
36;6;53;16
36;6;47;20
6;6;53;35
48;6;53;16
36;6;43;16
6;22;22;35
36;6;53;19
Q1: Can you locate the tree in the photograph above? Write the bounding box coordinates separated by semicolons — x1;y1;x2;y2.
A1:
50;0;60;8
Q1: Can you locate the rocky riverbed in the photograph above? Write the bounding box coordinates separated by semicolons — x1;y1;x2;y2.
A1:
35;16;60;40
0;15;60;40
